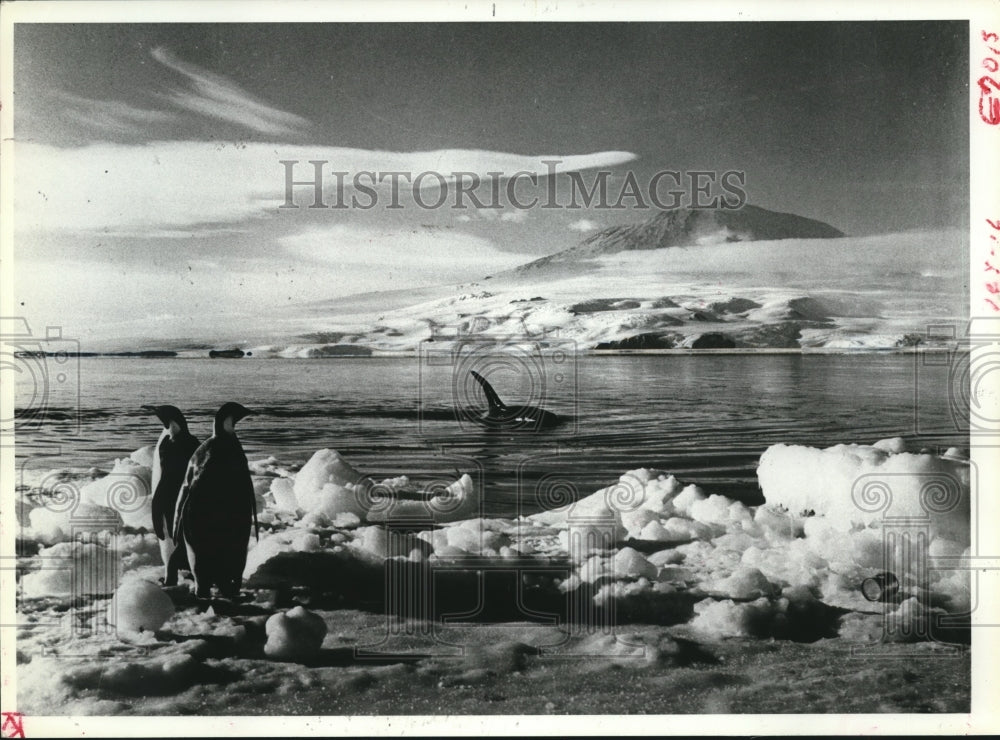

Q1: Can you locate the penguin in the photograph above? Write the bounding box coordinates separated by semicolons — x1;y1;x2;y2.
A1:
143;404;200;586
469;370;561;430
173;402;259;598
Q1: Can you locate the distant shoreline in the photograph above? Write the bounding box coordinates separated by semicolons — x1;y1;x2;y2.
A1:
14;346;963;359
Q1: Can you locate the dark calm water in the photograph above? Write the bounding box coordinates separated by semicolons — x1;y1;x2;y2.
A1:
15;355;965;517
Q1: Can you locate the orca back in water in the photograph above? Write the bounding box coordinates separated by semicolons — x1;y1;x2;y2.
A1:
469;370;560;430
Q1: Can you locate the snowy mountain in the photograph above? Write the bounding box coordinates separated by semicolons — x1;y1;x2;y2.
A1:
84;207;964;356
238;214;966;357
509;205;845;276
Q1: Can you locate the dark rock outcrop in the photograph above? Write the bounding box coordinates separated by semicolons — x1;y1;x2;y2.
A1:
594;333;678;350
690;333;736;349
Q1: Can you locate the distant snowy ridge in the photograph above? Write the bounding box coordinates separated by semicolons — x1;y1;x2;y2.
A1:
88;213;964;355
241;227;966;356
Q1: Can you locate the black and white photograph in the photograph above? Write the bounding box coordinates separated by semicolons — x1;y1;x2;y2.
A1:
1;1;998;735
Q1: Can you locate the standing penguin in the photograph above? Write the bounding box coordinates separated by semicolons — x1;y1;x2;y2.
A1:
144;404;200;586
173;402;259;598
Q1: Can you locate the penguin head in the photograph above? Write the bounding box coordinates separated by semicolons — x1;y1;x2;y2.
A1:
215;401;254;435
142;404;188;437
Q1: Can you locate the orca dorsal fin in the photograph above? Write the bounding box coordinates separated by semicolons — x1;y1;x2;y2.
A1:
471;370;508;413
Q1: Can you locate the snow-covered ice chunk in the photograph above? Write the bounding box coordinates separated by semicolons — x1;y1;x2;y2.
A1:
593;577;660;605
129;445;155;469
578;555;609;583
333;512;362;528
79;457;153;529
671;484;708;517
621;508;660;539
366;473;480;523
659;516;714;542
638;474;683;515
757;442;970;544
445;520;511;554
21;541;120;597
532;469;656;527
28;503;122;545
290;531;322;552
293;449;364;515
350;526;429;561
873;437;907;454
264;606;328;660
705;566;777;600
107;579;175;635
753;504;802;541
613;547;657;579
689;494;751;531
298;511;331;529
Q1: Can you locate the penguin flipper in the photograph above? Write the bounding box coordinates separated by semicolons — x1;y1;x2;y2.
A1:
165;541;189;586
250;490;259;542
173;462;196;543
151;489;166;540
172;486;189;543
470;370;508;414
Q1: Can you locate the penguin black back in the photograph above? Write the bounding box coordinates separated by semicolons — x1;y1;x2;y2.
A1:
174;402;257;598
145;405;200;537
145;404;200;586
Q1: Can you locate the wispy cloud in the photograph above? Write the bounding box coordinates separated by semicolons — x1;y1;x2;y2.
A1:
455;209;529;224
54;90;179;137
567;218;600;232
14;142;637;235
150;47;311;136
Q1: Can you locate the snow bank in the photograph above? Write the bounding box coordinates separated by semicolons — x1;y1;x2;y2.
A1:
17;440;971;648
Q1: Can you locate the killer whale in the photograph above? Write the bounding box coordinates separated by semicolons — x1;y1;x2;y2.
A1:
469;370;560;430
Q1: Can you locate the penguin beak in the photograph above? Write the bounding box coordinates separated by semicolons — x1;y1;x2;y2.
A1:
141;404;165;424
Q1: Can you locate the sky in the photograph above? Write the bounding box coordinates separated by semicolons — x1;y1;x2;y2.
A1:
12;22;969;345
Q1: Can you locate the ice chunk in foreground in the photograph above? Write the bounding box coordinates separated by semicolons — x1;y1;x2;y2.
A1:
270;477;300;514
21;541;120;597
28;502;122;545
613;547;658;579
705;566;777;600
264;606;327;660
107;579;175;635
